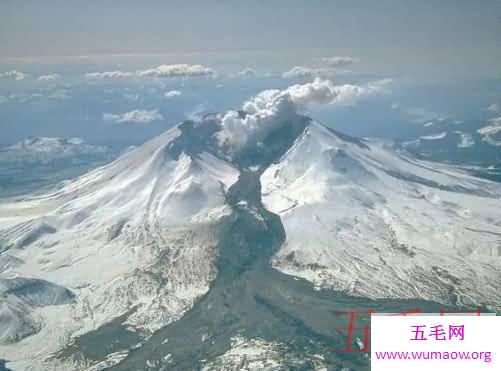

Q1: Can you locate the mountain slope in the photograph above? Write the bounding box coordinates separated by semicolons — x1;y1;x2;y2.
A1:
262;121;501;309
0;125;239;369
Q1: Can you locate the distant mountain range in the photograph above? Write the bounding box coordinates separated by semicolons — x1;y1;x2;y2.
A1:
0;137;109;164
0;137;116;197
398;118;501;182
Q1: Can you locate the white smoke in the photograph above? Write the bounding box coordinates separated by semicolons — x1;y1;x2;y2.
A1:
216;78;391;153
86;64;214;79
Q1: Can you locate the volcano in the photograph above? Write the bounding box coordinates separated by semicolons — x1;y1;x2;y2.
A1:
1;101;500;370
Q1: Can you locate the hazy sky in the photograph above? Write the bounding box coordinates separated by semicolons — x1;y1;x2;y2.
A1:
1;0;500;78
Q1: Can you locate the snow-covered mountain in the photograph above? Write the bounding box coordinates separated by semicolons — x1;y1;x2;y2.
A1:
0;125;239;369
0;83;500;370
0;137;109;164
0;137;116;198
262;121;501;308
398;118;501;182
478;117;501;147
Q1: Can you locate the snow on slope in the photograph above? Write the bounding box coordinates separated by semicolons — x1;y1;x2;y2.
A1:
262;121;501;310
478;117;501;147
419;132;447;140
0;278;75;344
201;336;328;371
0;126;239;369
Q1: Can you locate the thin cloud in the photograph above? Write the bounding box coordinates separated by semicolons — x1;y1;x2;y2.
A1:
401;107;450;125
37;73;61;81
85;64;214;80
47;89;70;100
282;66;335;79
235;67;257;78
0;70;27;80
85;71;135;79
137;64;214;78
486;103;499;113
282;58;358;79
317;56;360;67
103;109;163;124
164;90;182;99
